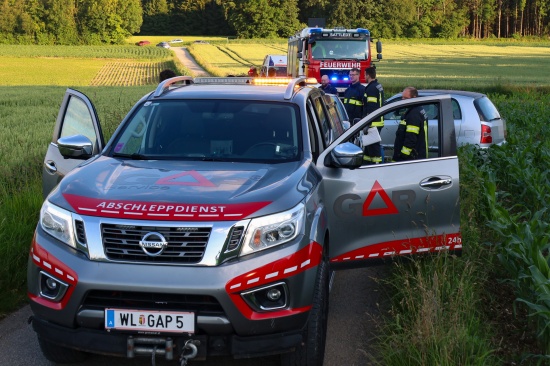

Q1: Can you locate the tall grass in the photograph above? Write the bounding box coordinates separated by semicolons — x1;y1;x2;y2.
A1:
0;86;151;317
373;91;550;365
377;254;497;365
480;93;550;361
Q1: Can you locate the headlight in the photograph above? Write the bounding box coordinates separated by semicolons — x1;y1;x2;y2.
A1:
40;201;77;249
240;203;305;256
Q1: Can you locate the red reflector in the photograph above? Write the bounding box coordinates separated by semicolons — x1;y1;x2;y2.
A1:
480;125;492;144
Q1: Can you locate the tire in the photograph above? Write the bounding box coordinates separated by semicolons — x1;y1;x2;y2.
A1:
281;255;329;366
38;337;88;364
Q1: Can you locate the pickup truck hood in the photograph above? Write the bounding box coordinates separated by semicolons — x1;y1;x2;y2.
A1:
49;156;317;221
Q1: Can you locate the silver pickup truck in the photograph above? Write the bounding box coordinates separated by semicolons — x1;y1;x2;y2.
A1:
28;77;461;365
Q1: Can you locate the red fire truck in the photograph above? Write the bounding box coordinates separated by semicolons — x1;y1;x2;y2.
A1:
287;27;382;93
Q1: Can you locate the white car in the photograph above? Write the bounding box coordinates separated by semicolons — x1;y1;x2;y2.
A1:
382;90;507;153
169;39;183;44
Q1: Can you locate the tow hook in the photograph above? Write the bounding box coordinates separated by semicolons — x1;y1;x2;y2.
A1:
127;336;174;364
179;339;200;366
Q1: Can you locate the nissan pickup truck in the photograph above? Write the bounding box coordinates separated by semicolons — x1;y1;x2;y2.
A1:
28;76;461;365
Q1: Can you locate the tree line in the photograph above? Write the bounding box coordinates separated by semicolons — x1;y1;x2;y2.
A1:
0;0;548;45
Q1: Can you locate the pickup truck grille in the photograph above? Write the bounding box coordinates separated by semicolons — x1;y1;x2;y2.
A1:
102;224;211;263
83;290;224;314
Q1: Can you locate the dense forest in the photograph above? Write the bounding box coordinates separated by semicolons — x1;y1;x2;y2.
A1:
0;0;548;44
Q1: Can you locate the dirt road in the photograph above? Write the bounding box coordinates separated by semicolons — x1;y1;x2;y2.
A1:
172;47;210;77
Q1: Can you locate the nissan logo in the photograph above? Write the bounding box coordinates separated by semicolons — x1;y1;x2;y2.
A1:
139;232;168;257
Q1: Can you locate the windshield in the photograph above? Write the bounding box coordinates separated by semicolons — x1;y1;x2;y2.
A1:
311;39;368;60
111;100;301;163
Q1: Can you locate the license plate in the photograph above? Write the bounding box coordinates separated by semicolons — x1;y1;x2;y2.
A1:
105;308;195;333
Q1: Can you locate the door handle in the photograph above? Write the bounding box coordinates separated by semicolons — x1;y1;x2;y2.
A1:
420;177;452;189
45;161;57;174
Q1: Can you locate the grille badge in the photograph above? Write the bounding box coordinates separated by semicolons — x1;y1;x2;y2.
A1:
138;232;168;257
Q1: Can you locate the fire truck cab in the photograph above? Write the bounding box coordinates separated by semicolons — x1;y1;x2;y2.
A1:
287;27;382;93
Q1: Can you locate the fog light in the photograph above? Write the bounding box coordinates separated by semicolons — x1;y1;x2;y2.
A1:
241;282;288;312
45;277;58;290
39;271;69;302
266;288;281;301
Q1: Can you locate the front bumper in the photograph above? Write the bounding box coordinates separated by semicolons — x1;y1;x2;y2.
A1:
28;227;321;358
31;315;303;359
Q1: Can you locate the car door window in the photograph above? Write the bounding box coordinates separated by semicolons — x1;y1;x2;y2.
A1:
311;96;331;146
378;102;441;162
323;95;345;138
60;96;98;146
306;99;325;159
451;99;462;119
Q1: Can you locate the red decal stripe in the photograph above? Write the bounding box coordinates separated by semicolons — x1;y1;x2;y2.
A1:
63;193;271;222
226;242;323;320
330;232;462;263
28;236;78;310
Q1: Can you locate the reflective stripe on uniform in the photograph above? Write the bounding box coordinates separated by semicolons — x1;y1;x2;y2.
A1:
399;120;406;125
366;96;378;103
406;125;420;134
343;98;363;106
371;121;384;127
401;146;412;155
364;156;383;163
424;120;428;157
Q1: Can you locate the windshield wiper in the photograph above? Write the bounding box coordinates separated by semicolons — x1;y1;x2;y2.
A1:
112;152;150;160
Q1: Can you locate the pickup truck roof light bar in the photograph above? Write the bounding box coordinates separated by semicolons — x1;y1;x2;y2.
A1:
194;77;251;84
153;76;194;98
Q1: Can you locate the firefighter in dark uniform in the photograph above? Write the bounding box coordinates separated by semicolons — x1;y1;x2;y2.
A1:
362;67;384;164
343;68;365;123
393;87;428;162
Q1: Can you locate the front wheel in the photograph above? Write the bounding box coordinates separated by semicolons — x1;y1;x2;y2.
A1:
281;257;329;366
38;337;88;364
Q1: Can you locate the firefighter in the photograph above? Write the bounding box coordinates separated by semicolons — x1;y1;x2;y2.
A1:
248;66;258;77
362;67;384;164
343;68;365;123
319;75;338;95
393;87;428;162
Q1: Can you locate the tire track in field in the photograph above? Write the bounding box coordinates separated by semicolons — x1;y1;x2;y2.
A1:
215;45;252;66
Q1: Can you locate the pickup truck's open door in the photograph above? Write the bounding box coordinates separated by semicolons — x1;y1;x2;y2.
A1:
318;95;462;269
42;89;104;198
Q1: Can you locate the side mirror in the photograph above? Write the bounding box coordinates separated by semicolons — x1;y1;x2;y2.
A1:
57;134;94;159
376;40;382;53
327;142;364;169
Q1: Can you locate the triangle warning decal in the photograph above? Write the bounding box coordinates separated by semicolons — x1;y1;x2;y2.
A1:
362;181;399;216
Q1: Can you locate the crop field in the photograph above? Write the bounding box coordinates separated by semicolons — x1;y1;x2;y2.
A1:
188;41;550;91
90;61;175;86
4;41;549;91
0;45;172;59
0;45;178;87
